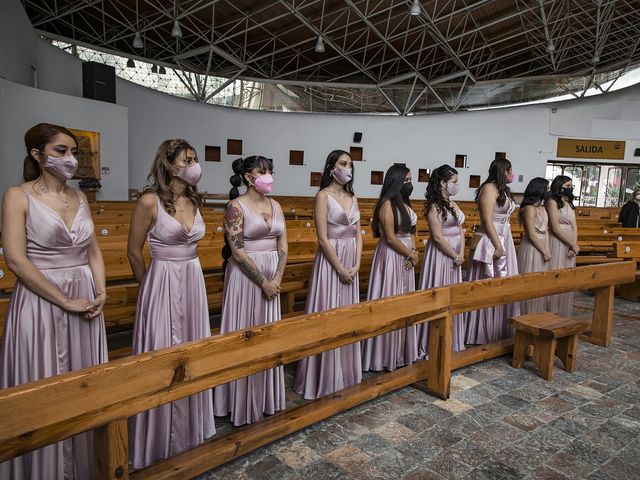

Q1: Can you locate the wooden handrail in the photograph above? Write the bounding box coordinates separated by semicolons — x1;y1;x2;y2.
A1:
0;261;635;479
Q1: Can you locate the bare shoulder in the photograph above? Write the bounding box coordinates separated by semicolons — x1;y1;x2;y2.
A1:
316;189;328;200
3;185;29;211
482;182;498;194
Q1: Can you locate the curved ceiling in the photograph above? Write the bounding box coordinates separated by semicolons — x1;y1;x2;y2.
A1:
24;0;640;113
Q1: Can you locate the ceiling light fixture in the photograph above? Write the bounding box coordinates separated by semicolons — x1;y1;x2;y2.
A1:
133;32;143;49
546;40;555;53
171;19;183;39
151;64;158;73
159;66;167;75
315;1;326;54
410;0;421;16
133;0;143;49
126;58;135;68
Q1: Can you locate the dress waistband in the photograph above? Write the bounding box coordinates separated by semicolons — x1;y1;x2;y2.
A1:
244;238;277;253
327;224;357;240
150;242;198;261
28;247;88;269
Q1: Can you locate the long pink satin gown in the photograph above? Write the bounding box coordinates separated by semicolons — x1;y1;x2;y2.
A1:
294;193;362;399
362;206;418;372
128;195;215;469
465;196;520;344
418;205;466;355
214;198;286;426
0;188;108;480
547;203;576;317
517;206;550;314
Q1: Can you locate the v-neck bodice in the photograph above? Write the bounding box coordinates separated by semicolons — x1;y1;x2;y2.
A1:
148;195;205;261
23;189;94;269
236;198;284;253
325;193;360;239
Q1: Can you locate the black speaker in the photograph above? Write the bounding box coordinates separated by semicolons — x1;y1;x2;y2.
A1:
353;132;362;143
82;61;116;103
634;148;640;157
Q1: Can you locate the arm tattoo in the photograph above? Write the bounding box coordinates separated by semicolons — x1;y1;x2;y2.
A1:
276;248;287;276
238;259;265;286
224;203;244;250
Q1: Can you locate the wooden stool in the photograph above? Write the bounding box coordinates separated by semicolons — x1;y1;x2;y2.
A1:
508;312;591;381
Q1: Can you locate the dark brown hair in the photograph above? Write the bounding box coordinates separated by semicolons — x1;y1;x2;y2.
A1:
143;139;203;214
23;123;77;182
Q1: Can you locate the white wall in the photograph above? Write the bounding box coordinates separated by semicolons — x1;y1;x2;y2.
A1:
117;78;550;199
549;87;640;162
0;0;38;87
2;0;640;202
0;78;129;200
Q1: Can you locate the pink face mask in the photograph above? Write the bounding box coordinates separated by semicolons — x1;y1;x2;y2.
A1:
332;167;353;185
176;163;202;186
251;173;273;194
42;154;78;180
446;182;459;196
507;172;516;184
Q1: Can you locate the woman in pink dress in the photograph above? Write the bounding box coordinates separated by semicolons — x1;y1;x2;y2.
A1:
546;175;579;317
362;164;418;372
127;139;214;469
1;123;108;479
294;150;362;399
465;158;520;345
518;177;551;314
215;156;287;426
418;164;466;355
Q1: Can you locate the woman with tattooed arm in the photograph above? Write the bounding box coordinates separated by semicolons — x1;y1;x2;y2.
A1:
214;156;288;426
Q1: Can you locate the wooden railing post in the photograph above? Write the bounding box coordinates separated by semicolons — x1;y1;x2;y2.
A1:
94;419;129;480
425;313;452;399
583;285;615;347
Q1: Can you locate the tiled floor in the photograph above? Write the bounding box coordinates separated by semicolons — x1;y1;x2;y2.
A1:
200;293;640;480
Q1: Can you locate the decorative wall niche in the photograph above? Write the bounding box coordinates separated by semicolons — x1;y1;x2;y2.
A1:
205;145;221;162
310;172;322;186
227;139;243;155
350;146;363;161
455;154;467;168
289;150;304;166
371;170;384;185
469;175;481;188
418;168;431;182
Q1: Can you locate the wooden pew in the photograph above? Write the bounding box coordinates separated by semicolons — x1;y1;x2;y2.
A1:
0;262;632;480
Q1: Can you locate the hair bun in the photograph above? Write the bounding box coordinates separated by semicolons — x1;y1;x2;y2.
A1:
231;158;245;176
230;174;242;188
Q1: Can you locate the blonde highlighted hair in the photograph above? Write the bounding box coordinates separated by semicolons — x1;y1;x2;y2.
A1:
143;139;203;214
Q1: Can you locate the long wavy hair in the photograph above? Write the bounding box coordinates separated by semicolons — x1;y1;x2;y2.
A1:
424;164;458;223
222;155;274;273
143;139;203;214
547;175;575;209
519;177;549;223
372;164;413;237
23;123;78;182
475;158;513;207
319;149;354;194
